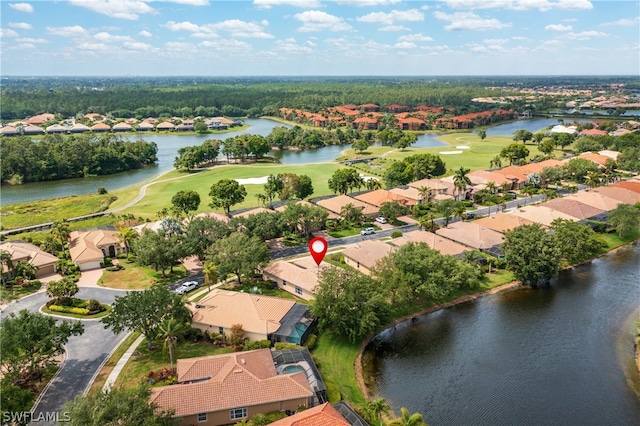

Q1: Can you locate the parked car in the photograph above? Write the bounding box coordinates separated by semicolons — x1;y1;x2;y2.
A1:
507;192;517;199
375;216;387;224
175;281;200;295
466;213;475;219
360;227;375;235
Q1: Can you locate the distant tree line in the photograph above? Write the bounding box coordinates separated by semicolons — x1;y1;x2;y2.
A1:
0;80;517;121
1;134;158;184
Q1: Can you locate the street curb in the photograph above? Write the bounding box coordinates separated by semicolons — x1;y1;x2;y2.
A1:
101;334;145;393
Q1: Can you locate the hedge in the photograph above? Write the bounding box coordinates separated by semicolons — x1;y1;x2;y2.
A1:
48;305;90;315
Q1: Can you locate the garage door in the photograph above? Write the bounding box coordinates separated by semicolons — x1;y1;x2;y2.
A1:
35;264;56;278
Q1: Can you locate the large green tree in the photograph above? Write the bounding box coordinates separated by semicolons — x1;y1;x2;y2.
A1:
1;310;84;386
310;267;389;343
101;285;190;350
209;179;247;214
500;143;530;165
65;385;179;426
171;190;201;218
502;224;561;287
328;168;362;195
607;203;640;237
513;129;533;143
207;232;270;284
135;229;184;277
45;277;79;303
549;219;602;264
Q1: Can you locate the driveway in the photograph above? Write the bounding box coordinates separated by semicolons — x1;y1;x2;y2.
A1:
1;287;128;426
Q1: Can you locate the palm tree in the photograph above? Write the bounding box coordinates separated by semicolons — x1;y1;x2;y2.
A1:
340;203;364;225
14;261;38;280
255;193;267;207
203;261;218;291
453;203;466;222
585;171;602;189
0;250;14;285
51;220;71;258
158;318;185;373
485;181;497;194
389;407;428;426
367;398;391;426
366;178;383;191
452;167;471;201
119;227;138;255
489;155;502;169
417;186;433;204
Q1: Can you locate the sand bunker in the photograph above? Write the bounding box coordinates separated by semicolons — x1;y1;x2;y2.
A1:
456;145;470;149
439;150;463;155
235;176;269;185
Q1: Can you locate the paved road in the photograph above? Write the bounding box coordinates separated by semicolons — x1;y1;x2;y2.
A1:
1;287;129;426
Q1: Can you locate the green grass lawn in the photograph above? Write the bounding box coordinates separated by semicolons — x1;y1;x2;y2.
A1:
0;193;117;230
115;339;235;388
99;263;189;290
0;281;42;304
88;332;141;395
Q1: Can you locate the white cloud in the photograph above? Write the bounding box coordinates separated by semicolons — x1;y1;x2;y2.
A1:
9;22;32;30
15;37;46;43
139;30;152;37
164;41;195;52
163;0;209;5
94;32;133;42
600;17;640;27
69;0;156;20
379;25;410;32
46;25;88;37
434;11;512;31
17;43;35;49
465;38;507;52
0;29;19;38
8;3;34;13
443;0;593;11
165;19;273;38
394;41;416;49
274;38;314;54
335;0;401;5
357;9;424;25
200;39;252;54
511;35;531;41
398;33;433;42
294;10;352;32
253;0;321;8
565;30;607;40
124;41;153;50
77;42;109;51
545;24;572;31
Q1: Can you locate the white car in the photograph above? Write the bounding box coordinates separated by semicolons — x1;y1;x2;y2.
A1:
375;216;387;224
175;281;200;295
360;227;375;235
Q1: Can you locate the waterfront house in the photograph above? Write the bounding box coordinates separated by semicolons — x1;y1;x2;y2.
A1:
435;221;504;256
342;240;394;275
390;230;470;257
262;256;329;301
91;122;111;132
112;122;133;132
538;198;607;221
189;289;314;345
149;349;316;426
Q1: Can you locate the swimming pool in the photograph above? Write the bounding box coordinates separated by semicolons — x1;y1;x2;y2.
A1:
282;365;305;375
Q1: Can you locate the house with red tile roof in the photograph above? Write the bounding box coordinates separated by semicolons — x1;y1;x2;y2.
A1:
342;240;394;275
91;122;111;132
68;229;126;271
564;191;622;212
390;230;470;256
397;116;427;130
435;222;504;254
467;170;514;188
592;186;640;204
507;205;579;227
189;289;314;345
0;126;19;136
359;103;379;112
271;403;350;426
579;128;608;137
262;256;330;301
408;178;457;199
136;121;155;131
150;349;315;426
113;122;133;132
472;213;536;233
316;195;379;218
354;189;415;207
46;124;68;134
386;104;409;113
0;241;59;279
352;116;379;130
539;198;606;221
576;152;611;167
156;121;175;131
611;180;640;194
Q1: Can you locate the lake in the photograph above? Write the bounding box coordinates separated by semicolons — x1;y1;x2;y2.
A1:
0;117;578;205
364;244;640;426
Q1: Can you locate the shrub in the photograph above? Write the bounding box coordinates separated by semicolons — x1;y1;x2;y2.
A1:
183;327;204;342
48;305;90;315
97;187;108;194
259;339;272;349
274;342;303;350
390;230;403;238
243;340;260;351
304;334;317;350
87;299;103;313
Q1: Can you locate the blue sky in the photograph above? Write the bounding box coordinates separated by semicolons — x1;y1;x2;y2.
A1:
1;0;639;76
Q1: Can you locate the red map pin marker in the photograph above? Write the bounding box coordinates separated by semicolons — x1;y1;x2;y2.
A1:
308;237;328;266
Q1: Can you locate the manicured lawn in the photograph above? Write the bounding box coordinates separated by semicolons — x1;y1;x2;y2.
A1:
88;332;141;395
114;162;344;219
115;339;235;388
0;281;42;304
0;193;117;230
311;333;366;407
326;225;380;238
597;231;640;251
99;263;189;290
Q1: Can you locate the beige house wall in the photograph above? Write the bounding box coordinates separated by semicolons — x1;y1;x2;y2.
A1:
177;398;311;426
343;257;373;276
263;271;314;301
191;322;268;342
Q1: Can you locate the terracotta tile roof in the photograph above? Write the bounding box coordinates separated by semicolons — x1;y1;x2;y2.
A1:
136;121;155;130
472;213;536;233
156;121;175;130
271;403;350;426
435;222;504;250
90;122;111;130
342;240;394;270
592;186;640;204
354;189;414;207
68;230;124;263
112;122;132;130
388;186;423;202
611;180;640;194
579;128;607;136
0;241;58;273
539;198;606;220
493;166;528;183
232;207;275;218
150;349;313;418
189;289;296;336
564;191;622;211
597;150;619;160
507;205;579;227
262;257;329;294
191;211;231;223
316;195;379;217
408;178;456;195
578;152;610;166
467;170;513;186
390;230;469;256
276;200;340;219
0;126;18;135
